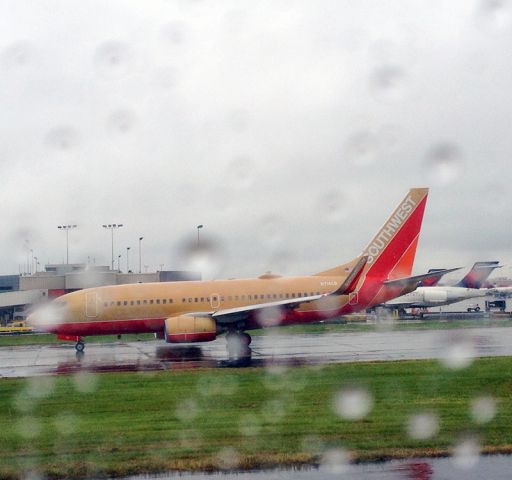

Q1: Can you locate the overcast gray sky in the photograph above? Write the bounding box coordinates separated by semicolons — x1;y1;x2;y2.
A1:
1;0;512;280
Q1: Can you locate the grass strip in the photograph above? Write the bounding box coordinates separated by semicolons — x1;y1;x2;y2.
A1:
0;356;511;478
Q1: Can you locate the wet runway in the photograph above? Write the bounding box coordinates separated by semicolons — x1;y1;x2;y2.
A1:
2;326;512;377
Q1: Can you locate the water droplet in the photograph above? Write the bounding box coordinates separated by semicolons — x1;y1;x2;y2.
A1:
452;437;480;469
256;305;284;327
301;435;325;455
44;126;80;151
177;237;226;280
238;414;261;437
320;448;351;474
344;131;379;167
439;335;475;370
106;109;137;135
26;376;55;399
470;395;496;424
216;447;240;470
1;41;35;70
261;398;287;423
225;156;255;189
54;412;80;436
423;143;463;187
16;416;41;439
369;64;408;102
333;386;373;420
476;0;512;33
94;41;132;78
72;371;99;393
160;21;187;45
175;398;199;422
406;412;439;440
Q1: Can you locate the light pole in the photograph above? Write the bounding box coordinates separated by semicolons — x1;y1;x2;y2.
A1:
197;224;204;247
102;224;124;271
138;237;143;274
57;225;77;264
126;247;131;272
34;256;38;273
30;249;33;274
117;254;122;272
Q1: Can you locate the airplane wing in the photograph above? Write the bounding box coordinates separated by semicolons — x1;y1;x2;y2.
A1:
383;267;462;290
211;294;325;324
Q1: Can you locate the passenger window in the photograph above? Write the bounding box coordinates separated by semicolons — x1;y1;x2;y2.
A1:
156;299;160;304
188;298;193;302
291;293;296;298
273;294;277;299
162;299;167;304
110;301;115;306
150;300;154;304
200;297;204;302
103;302;108;307
194;298;198;302
248;295;252;300
137;300;140;305
130;301;134;305
241;295;246;300
123;301;128;306
170;299;173;303
117;301;121;306
235;295;239;301
143;300;148;304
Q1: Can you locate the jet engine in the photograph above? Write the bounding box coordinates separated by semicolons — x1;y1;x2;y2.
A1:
164;315;217;343
422;289;448;303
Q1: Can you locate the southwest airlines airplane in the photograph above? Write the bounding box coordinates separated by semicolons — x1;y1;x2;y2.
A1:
29;188;438;358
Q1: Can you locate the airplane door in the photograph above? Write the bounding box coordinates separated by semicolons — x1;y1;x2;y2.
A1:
86;292;98;318
349;292;358;306
209;293;220;310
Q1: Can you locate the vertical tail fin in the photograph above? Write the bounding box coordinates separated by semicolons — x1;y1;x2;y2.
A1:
355;188;429;307
420;268;447;287
456;261;501;289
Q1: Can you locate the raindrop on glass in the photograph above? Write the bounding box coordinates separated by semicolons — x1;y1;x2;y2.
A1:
160;21;187;45
320;448;351;474
406;412;439;440
452;436;480;470
476;0;512;32
344;131;379;167
470;395;496;424
1;42;34;70
94;41;131;78
317;189;348;223
369;64;408;102
333;386;373;420
72;371;99;393
423;143;463;187
106;109;137;135
175;398;199;422
16;416;41;439
216;447;240;470
439;336;475;370
44;126;80;152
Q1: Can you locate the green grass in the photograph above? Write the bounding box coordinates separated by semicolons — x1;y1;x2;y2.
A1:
0;357;512;478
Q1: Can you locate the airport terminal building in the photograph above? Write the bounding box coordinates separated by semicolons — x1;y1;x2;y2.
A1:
0;264;200;325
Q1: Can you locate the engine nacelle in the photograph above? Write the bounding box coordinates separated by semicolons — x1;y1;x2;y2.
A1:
422;289;448;303
164;316;217;343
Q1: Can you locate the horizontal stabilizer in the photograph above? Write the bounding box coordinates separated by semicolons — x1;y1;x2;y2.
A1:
457;261;501;289
383;267;462;289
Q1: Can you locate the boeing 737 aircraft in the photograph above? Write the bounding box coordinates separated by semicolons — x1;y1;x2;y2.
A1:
29;188;439;358
384;261;501;312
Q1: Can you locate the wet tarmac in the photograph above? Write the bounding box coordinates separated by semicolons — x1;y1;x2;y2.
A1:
2;326;512;377
124;454;512;480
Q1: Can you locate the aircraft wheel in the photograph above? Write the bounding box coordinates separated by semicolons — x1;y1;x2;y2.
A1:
226;333;251;359
475;306;480;312
75;341;85;352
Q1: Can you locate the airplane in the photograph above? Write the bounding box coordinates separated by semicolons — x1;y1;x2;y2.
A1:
29;187;439;359
384;261;501;312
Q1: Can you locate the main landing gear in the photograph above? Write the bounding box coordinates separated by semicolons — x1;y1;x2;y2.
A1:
226;332;252;364
75;339;85;352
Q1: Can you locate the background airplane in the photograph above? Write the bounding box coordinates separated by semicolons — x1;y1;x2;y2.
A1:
29;187;444;359
384;261;501;313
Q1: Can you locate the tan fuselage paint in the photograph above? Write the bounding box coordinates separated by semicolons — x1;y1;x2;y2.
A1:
59;275;348;324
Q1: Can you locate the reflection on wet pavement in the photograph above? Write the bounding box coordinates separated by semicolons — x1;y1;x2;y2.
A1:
3;326;512;378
